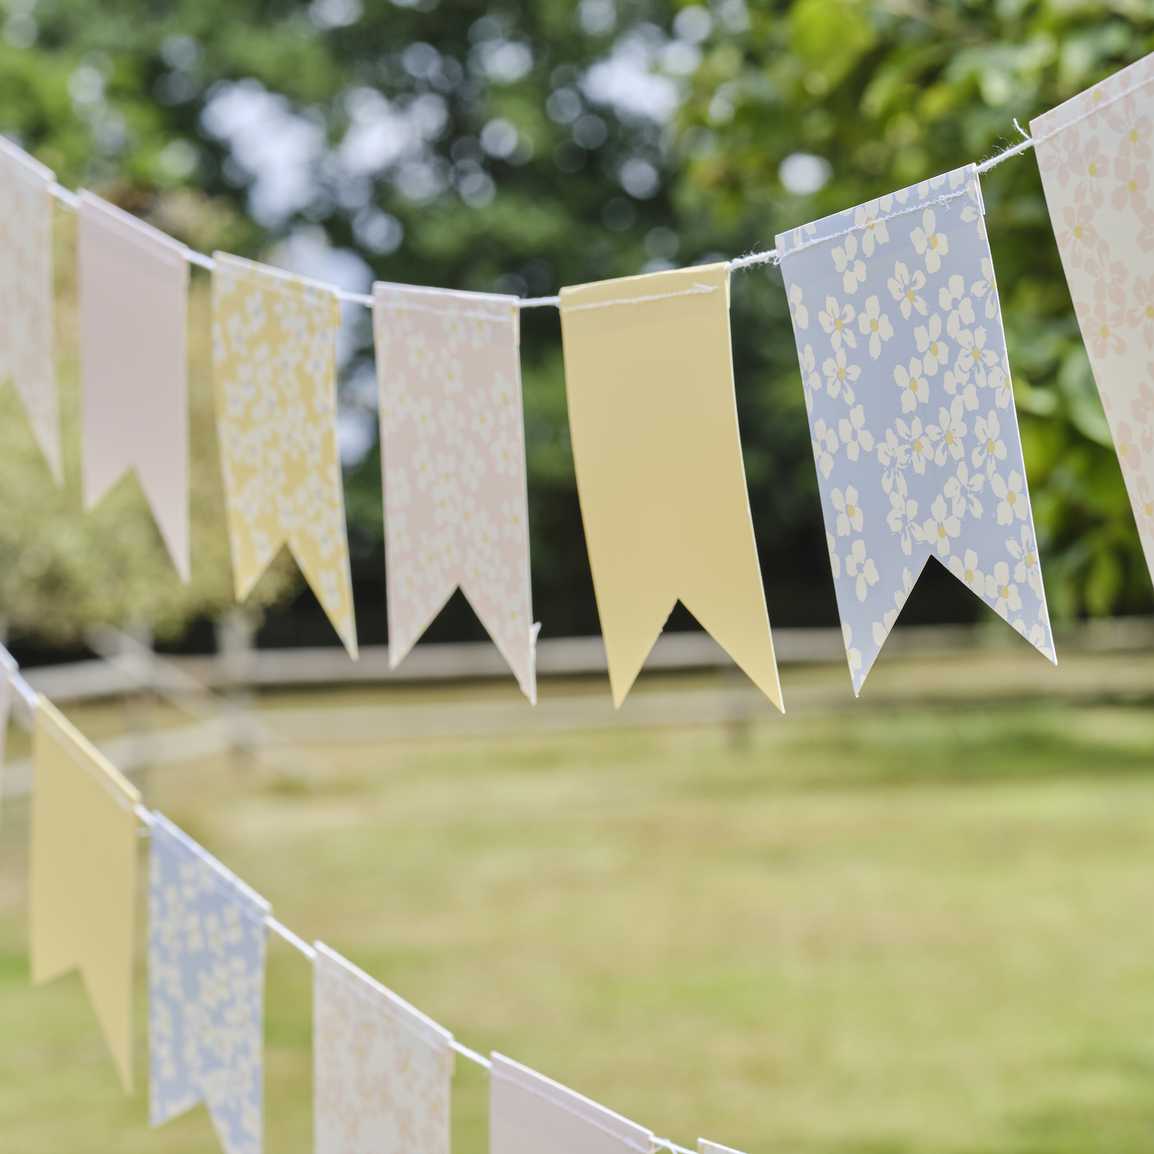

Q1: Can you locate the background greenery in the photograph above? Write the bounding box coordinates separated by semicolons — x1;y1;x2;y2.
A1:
1;0;1153;645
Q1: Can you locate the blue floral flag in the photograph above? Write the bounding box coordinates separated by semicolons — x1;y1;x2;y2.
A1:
776;165;1056;692
148;814;270;1154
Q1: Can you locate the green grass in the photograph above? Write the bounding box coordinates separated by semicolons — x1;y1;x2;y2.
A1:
3;658;1154;1153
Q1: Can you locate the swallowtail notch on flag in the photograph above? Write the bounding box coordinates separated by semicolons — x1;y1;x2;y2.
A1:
559;264;783;709
30;699;140;1092
149;813;269;1154
78;192;191;579
0;137;60;481
313;941;455;1154
777;165;1055;692
212;253;358;656
374;284;537;701
490;1053;656;1154
1031;52;1154;584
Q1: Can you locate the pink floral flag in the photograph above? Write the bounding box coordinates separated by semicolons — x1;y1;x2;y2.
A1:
373;284;536;701
313;942;454;1154
0;138;59;480
1032;53;1154;577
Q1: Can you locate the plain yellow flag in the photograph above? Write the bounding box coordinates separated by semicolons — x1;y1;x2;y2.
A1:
30;700;140;1091
559;263;782;709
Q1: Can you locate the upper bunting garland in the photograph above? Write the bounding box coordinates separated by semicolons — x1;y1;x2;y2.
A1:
559;264;783;710
14;49;1154;700
374;284;537;701
1031;52;1154;584
777;165;1056;692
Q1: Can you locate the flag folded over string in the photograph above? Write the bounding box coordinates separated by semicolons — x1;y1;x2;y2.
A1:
777;165;1055;691
313;941;454;1154
78;192;190;578
558;264;782;709
149;813;269;1154
0;138;59;480
30;699;140;1091
1031;53;1154;582
212;253;357;655
490;1053;655;1154
374;284;536;700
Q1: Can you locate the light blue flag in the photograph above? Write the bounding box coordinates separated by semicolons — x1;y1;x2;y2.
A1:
776;164;1056;692
149;813;269;1154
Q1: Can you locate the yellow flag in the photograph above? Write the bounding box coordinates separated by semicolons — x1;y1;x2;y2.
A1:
30;700;140;1091
559;263;782;709
212;253;358;656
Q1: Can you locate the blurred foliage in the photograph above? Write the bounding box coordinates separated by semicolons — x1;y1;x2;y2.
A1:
0;0;1152;646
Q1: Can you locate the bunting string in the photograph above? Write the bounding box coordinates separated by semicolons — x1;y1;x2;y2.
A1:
37;119;1043;311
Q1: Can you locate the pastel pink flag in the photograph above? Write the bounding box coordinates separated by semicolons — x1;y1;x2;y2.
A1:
313;942;454;1154
490;1053;654;1154
0;138;59;480
1032;53;1154;581
78;191;190;578
373;284;537;701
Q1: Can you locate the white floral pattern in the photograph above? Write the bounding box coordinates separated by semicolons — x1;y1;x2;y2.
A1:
777;165;1055;691
313;942;454;1154
373;285;536;701
0;139;59;479
1032;52;1154;583
149;815;269;1154
213;253;357;655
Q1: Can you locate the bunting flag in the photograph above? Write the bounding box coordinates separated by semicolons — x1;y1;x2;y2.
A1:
558;264;782;709
490;1053;655;1154
149;813;269;1154
29;699;140;1091
1031;54;1154;580
0;137;59;480
777;165;1056;692
313;941;455;1154
373;284;536;700
78;191;191;578
212;253;358;655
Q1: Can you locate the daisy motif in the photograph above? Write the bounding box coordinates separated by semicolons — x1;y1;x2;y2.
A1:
887;261;927;319
837;404;875;460
914;313;948;375
856;295;894;359
986;560;1022;615
911;207;949;273
832;233;867;293
832;485;864;537
845;539;880;602
919;493;961;556
992;469;1028;525
818;295;857;350
822;347;861;401
947;548;985;596
894;356;929;413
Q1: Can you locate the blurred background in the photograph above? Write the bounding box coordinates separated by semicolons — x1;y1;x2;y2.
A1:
3;1;1154;1152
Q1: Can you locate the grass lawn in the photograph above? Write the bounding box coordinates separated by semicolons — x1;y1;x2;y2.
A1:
2;653;1154;1153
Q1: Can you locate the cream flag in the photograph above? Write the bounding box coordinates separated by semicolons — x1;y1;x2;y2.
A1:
79;192;191;578
490;1053;655;1154
313;941;454;1154
30;699;140;1092
0;137;59;480
1031;53;1154;581
374;284;536;700
212;253;358;655
558;263;782;708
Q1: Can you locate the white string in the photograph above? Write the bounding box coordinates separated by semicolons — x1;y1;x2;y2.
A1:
39;110;1038;319
655;1138;698;1154
975;119;1036;174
